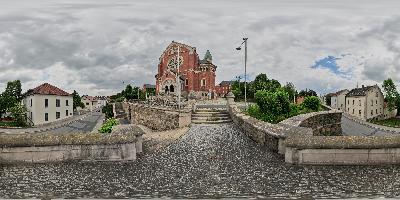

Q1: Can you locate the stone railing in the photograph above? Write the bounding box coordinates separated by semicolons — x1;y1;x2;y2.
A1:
285;135;400;165
226;93;342;155
0;125;144;164
122;102;191;131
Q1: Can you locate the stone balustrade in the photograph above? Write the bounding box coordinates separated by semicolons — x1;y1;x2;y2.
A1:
0;125;144;164
123;102;191;131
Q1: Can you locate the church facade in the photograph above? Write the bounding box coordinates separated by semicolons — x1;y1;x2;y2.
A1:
155;41;217;99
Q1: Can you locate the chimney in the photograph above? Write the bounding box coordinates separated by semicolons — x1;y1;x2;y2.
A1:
362;85;364;88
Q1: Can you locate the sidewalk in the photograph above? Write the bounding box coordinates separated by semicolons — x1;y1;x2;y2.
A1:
342;113;400;134
0;111;95;134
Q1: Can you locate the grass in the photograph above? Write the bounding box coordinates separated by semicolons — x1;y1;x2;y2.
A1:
0;121;20;127
370;118;400;128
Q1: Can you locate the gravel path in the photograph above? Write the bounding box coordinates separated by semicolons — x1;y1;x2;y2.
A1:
1;124;400;199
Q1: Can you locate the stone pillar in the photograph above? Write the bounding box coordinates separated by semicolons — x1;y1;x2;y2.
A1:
226;92;235;105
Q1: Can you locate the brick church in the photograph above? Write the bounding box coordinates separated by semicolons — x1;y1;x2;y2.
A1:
155;41;217;99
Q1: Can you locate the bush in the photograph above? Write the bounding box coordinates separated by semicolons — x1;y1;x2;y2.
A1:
99;118;119;133
301;96;321;111
102;103;114;119
8;104;28;127
254;90;290;116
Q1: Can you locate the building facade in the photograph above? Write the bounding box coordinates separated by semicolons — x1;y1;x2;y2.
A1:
331;89;349;111
81;95;98;111
23;83;73;126
155;41;217;99
215;81;234;97
345;85;396;120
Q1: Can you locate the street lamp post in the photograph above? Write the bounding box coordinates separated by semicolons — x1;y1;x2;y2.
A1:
176;45;181;111
236;38;248;107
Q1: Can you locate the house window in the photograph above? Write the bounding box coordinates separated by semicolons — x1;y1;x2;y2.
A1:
56;112;60;119
371;100;373;106
45;99;48;108
66;100;69;106
30;99;32;107
66;110;69;116
376;109;378;114
348;100;349;105
30;112;32;120
352;109;354;114
86;102;89;105
359;100;361;106
376;100;377;105
371;110;373;115
45;113;48;121
185;79;189;86
56;99;60;107
348;108;350;112
201;79;206;86
353;100;355;105
359;110;361;116
376;92;378;97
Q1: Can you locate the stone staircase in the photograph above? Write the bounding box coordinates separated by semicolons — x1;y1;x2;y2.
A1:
191;109;232;124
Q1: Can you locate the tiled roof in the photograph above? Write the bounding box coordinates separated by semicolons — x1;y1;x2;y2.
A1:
346;86;375;97
25;83;70;96
82;95;96;101
331;89;349;96
143;84;156;89
219;81;235;86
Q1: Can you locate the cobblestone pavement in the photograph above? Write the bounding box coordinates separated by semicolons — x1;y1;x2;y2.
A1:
40;112;104;134
341;116;397;136
2;124;400;198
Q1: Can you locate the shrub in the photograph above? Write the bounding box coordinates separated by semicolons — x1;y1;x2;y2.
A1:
102;103;114;119
8;104;28;127
99;118;119;133
254;90;290;116
302;96;320;111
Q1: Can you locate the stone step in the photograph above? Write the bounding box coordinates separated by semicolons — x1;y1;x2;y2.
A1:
193;111;229;115
191;119;233;124
191;116;231;120
192;113;230;117
195;109;228;113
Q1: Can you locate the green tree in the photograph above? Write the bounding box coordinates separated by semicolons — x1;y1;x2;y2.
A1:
72;90;85;110
124;84;134;99
8;104;28;126
282;82;296;103
3;80;22;101
102;103;114;119
302;96;321;111
382;78;399;112
253;73;269;91
0;94;16;118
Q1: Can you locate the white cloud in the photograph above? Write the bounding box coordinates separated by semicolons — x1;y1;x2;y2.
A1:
1;0;400;95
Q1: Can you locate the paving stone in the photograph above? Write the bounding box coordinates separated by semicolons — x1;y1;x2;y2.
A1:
1;124;400;198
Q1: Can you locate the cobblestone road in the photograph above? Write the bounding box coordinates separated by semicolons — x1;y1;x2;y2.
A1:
1;124;400;198
40;112;104;134
341;116;397;136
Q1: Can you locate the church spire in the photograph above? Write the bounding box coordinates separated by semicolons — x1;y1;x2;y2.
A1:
204;50;212;63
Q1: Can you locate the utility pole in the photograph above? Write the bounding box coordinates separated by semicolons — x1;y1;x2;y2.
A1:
176;45;181;111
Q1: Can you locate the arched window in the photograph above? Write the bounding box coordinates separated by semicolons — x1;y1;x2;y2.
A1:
170;85;174;93
165;86;169;93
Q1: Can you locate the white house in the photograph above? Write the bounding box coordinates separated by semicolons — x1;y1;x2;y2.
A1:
331;89;349;111
94;96;107;108
81;95;98;111
345;85;396;120
23;83;73;126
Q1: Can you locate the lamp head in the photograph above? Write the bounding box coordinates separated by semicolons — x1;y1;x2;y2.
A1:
236;47;241;50
243;37;248;41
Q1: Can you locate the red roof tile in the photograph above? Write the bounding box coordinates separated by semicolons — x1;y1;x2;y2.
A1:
26;83;71;96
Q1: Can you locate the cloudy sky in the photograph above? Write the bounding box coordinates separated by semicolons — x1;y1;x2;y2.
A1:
1;0;400;95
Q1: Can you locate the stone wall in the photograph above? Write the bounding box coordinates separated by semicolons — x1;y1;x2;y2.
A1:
285;136;400;165
280;110;343;136
226;94;342;155
0;126;144;164
123;102;191;131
